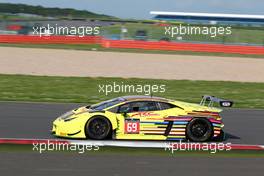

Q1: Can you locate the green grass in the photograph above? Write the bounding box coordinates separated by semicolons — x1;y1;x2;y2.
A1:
0;74;264;108
0;13;47;20
0;43;264;59
0;144;264;157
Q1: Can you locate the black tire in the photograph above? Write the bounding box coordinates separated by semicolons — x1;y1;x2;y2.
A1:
186;118;213;142
85;116;112;140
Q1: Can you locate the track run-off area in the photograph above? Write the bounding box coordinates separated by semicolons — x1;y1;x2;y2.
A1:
1;47;264;82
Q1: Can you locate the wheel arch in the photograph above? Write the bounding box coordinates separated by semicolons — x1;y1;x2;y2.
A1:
85;113;118;131
84;115;113;139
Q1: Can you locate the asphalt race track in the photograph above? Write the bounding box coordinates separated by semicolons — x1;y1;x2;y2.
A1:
0;152;264;176
0;101;263;145
0;102;264;176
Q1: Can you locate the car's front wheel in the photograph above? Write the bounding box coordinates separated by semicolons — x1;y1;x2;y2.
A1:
85;116;112;140
186;118;213;142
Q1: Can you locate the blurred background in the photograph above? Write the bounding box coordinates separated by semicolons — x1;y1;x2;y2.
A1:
0;2;264;46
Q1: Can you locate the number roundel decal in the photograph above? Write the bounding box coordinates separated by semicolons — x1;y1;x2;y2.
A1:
124;119;140;134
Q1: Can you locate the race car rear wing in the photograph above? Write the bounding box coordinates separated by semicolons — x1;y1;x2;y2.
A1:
200;95;234;107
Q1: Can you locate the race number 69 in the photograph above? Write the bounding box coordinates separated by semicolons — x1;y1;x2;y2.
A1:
125;120;140;134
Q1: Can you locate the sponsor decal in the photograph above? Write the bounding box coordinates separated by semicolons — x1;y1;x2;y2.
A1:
131;112;160;117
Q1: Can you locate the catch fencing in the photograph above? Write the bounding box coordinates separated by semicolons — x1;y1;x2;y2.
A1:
0;35;102;44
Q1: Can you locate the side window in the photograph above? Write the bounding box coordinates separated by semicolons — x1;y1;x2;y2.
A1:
131;101;158;112
158;102;177;110
118;101;159;113
108;106;119;113
119;103;131;113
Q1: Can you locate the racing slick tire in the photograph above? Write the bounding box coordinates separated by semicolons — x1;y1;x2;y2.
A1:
186;118;213;142
85;116;112;140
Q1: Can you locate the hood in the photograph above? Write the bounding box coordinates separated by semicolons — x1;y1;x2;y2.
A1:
73;106;105;114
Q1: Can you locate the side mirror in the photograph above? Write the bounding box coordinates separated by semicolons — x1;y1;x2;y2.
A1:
120;106;130;117
122;112;128;117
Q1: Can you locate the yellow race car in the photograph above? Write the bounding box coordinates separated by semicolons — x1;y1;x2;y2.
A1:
52;95;233;142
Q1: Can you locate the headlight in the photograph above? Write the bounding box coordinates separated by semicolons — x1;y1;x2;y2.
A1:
64;116;77;122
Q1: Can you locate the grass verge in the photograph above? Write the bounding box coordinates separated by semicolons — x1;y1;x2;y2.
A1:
0;74;264;108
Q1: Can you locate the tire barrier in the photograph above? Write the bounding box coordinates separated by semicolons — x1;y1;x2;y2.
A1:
0;35;263;55
102;39;264;55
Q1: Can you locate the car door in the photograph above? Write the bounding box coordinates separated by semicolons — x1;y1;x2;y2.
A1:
115;101;167;140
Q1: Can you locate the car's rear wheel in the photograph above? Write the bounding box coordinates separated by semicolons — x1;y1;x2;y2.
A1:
85;116;112;140
186;118;213;142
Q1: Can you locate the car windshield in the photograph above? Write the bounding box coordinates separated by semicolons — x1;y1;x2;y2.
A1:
90;97;125;111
